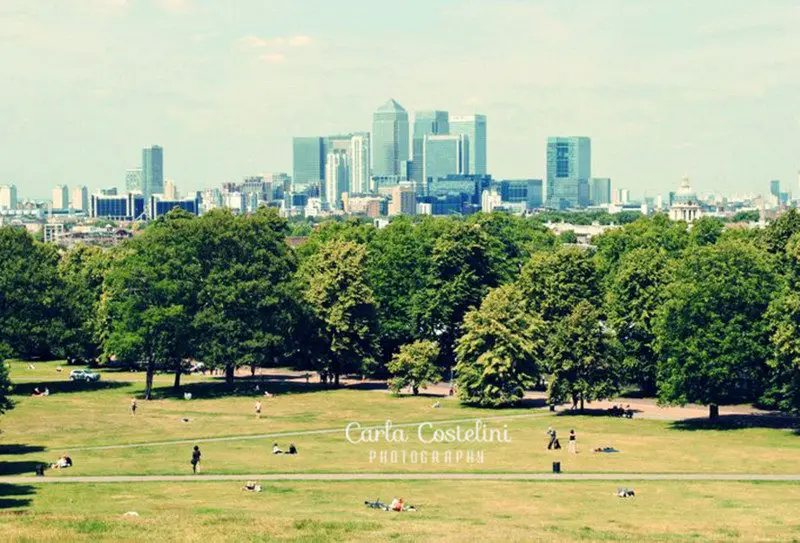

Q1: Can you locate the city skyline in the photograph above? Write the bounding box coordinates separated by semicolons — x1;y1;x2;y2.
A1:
2;1;799;199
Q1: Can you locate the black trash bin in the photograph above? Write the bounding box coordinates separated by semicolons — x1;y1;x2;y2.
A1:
552;461;561;474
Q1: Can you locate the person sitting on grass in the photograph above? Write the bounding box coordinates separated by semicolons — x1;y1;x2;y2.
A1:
432;401;441;408
287;443;297;455
51;455;72;469
272;443;283;454
389;497;417;512
242;481;263;492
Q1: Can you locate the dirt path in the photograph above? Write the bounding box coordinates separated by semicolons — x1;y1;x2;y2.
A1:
4;473;800;484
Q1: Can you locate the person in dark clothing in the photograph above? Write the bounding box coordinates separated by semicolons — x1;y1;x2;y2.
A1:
546;427;559;450
191;446;201;473
287;443;298;455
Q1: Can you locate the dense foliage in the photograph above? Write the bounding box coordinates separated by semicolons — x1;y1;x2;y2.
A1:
3;208;800;416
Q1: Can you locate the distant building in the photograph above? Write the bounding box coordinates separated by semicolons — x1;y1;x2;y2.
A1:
52;185;69;210
546;137;591;209
223;191;246;213
428;174;491;207
423;135;467;191
91;192;146;220
292;137;325;190
450;115;487;175
590;178;612;205
325;150;350;209
615;188;631;205
410;110;449;193
669;177;703;223
0;184;18;210
388;183;416;216
481;188;502;213
349;134;371;194
770;179;781;199
372;99;409;177
100;187;119;196
125;168;142;191
163;180;178;200
500;179;543;209
70;186;89;213
149;195;200;218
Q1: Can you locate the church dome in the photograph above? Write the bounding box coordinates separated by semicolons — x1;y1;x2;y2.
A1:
674;176;698;205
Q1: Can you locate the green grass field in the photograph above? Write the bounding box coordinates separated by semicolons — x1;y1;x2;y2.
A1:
2;360;800;541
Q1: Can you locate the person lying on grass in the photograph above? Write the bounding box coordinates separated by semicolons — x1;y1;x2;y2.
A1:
51;455;73;469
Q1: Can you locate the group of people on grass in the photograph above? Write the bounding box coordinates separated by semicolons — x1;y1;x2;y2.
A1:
609;404;634;419
31;387;50;397
365;497;417;512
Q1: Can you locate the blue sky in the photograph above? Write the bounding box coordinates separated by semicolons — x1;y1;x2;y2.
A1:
2;0;799;199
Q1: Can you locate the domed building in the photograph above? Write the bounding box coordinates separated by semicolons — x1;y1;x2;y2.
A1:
669;176;703;223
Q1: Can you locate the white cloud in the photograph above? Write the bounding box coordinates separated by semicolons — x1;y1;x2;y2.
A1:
260;52;285;64
289;35;312;47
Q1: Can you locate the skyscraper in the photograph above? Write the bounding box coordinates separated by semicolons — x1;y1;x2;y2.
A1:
52;185;69;210
590;177;612;205
292;137;325;189
450;115;487;175
164;180;178;200
410;110;449;193
0;184;17;210
372;99;409;177
70;185;89;213
423;135;467;189
142;145;164;214
125;168;142;192
350;134;371;194
325;150;350;210
770;179;781;199
388;183;416;216
546;137;591;209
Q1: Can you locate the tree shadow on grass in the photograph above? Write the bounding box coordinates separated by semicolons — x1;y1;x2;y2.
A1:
151;376;343;400
12;380;130;396
0;444;45;455
671;413;800;432
555;408;641;418
0;483;34;510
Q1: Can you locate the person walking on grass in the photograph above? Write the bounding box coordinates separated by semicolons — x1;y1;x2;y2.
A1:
255;400;262;419
568;429;577;454
130;398;137;416
191;446;201;473
546;427;558;450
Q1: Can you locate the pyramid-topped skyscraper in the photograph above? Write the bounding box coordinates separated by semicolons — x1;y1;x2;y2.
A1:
372;99;409;177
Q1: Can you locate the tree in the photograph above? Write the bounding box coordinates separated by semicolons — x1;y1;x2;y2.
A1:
193;208;297;387
594;214;688;274
654;241;779;419
762;209;800;255
57;245;110;364
387;340;441;395
455;285;547;407
547;301;621;411
366;217;432;362
518;246;601;322
605;248;671;394
0;227;67;359
0;343;13;414
763;291;800;413
415;222;501;365
689;216;724;246
100;210;200;397
558;230;578;244
303;240;379;385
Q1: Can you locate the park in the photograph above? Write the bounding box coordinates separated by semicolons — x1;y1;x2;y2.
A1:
3;210;800;541
1;359;800;541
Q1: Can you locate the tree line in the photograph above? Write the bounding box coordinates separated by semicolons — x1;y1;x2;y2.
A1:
2;208;800;417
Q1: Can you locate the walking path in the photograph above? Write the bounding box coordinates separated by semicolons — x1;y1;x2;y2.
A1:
4;473;800;484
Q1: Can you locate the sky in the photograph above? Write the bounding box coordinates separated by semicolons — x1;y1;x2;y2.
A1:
2;0;799;200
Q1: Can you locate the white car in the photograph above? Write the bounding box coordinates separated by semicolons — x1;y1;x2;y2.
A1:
69;369;101;382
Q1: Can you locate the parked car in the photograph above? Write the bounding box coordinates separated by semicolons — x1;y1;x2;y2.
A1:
69;369;101;382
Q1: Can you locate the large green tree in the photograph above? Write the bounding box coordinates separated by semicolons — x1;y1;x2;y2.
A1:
594;214;688;274
303;240;379;385
546;301;621;411
193;208;297;386
58;245;111;363
455;285;547;407
0;227;67;359
605;248;671;394
518;246;601;322
416;222;501;365
387;340;441;396
100;212;199;398
763;291;800;413
0;344;13;414
654;241;779;419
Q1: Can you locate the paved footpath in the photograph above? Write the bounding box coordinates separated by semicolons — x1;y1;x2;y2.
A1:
3;473;800;484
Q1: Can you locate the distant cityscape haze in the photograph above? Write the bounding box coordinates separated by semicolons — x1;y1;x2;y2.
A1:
1;0;799;199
